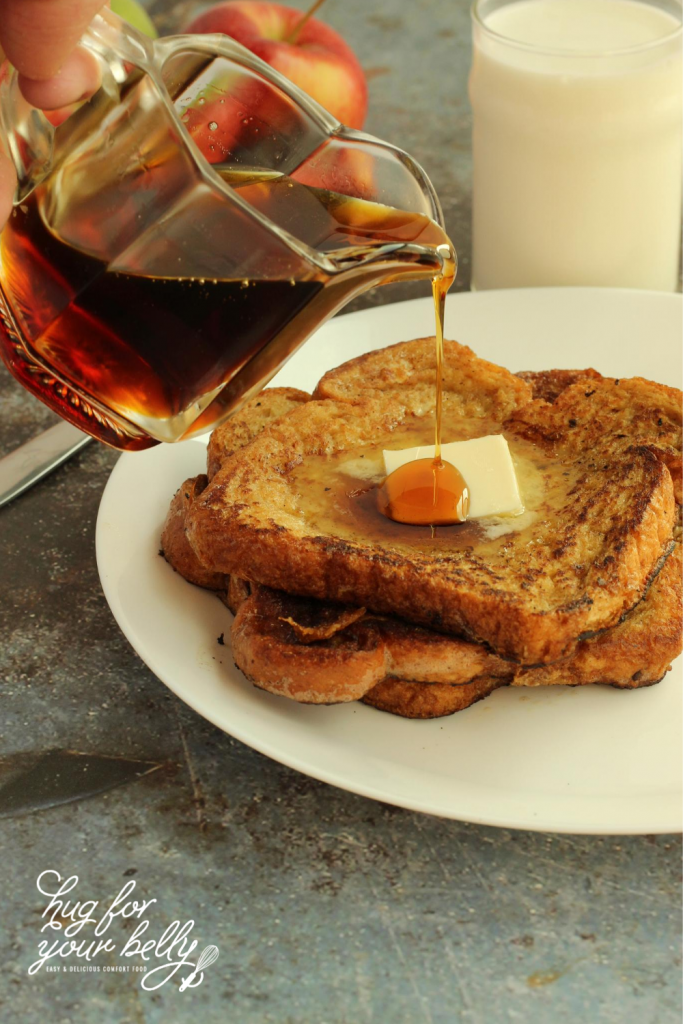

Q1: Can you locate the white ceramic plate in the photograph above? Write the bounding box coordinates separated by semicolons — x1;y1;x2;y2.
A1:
97;288;682;835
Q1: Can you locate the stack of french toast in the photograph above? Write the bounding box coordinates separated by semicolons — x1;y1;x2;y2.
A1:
161;338;682;718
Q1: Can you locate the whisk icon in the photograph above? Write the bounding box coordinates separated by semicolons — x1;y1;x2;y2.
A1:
179;945;219;991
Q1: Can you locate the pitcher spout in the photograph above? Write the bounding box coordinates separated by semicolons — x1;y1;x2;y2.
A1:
331;238;456;289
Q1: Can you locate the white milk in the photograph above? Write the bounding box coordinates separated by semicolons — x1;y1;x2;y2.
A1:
469;0;682;290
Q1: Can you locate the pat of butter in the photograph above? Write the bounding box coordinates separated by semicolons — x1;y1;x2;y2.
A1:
383;434;524;519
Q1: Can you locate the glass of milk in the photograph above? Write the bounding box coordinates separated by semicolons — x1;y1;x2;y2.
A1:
469;0;682;290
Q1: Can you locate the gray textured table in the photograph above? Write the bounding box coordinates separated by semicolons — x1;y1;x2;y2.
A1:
0;2;680;1022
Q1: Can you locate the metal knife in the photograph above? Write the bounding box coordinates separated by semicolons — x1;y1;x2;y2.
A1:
0;421;92;509
0;749;164;818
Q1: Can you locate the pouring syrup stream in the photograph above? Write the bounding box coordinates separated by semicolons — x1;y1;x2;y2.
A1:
378;244;470;528
433;259;448;463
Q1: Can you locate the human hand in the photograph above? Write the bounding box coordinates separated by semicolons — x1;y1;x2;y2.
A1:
0;0;105;226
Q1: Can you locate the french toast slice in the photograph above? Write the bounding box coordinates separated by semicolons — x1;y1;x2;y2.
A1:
227;544;681;704
314;336;531;416
161;474;229;590
206;386;310;480
229;585;509;704
509;371;682;503
186;340;678;663
361;677;507;719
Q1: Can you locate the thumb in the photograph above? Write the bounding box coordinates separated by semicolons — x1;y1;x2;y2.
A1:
0;149;17;227
0;0;106;80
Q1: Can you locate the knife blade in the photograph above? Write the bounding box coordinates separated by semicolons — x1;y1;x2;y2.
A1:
0;749;164;818
0;421;92;509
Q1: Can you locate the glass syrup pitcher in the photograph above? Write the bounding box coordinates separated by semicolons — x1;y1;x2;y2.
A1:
0;8;455;451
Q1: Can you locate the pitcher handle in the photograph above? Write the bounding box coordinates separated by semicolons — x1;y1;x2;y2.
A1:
0;8;153;202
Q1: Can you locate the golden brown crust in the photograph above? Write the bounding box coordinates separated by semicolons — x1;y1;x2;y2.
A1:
187;339;678;663
163;387;311;585
279;602;367;642
206;387;310;479
517;368;603;404
361;677;505;719
231;586;387;704
315;336;532;419
512;543;682;688
224;576;251;615
161;476;229;590
508;374;682;503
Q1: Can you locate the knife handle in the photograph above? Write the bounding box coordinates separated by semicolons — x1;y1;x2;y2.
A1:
0;421;92;509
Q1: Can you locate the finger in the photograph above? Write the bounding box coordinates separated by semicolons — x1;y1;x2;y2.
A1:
0;0;105;80
18;47;101;110
0;149;17;228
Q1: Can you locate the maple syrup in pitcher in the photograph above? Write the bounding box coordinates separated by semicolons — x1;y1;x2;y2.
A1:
0;7;460;455
0;168;454;451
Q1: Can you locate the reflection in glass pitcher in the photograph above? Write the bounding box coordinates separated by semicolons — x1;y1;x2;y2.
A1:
0;9;455;450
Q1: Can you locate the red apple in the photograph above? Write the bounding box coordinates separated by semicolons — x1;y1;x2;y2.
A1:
184;1;368;130
290;140;375;200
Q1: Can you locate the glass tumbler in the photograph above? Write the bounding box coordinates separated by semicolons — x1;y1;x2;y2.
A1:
469;0;682;290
